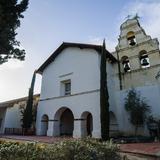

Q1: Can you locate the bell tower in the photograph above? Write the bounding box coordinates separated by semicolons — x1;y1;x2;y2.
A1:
116;17;160;89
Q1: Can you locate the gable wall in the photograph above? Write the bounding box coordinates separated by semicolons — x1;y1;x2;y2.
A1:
40;47;102;99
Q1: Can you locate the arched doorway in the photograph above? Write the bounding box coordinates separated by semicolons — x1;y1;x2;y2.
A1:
110;111;119;136
53;107;74;136
40;114;49;136
60;109;74;136
81;112;93;137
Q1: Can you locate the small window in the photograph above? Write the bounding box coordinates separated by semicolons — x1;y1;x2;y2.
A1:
60;80;71;96
64;81;71;95
127;31;136;46
121;56;131;72
139;50;150;68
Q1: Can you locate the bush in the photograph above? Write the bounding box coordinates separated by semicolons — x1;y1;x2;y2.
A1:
125;88;151;136
0;138;120;160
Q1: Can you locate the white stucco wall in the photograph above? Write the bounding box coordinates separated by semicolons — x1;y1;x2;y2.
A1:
36;47;117;138
37;91;101;137
0;96;39;134
40;48;101;99
116;84;160;135
3;103;23;130
37;45;160;137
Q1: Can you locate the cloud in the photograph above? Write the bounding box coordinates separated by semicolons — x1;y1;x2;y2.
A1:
0;59;24;70
120;1;160;40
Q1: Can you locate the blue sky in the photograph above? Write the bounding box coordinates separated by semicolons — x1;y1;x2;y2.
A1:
0;0;160;102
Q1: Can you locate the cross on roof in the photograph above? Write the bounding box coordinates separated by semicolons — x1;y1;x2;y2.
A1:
125;13;140;20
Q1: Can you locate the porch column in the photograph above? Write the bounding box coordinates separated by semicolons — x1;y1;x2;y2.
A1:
53;120;60;136
36;120;41;135
73;119;82;138
47;120;54;136
92;117;101;138
36;129;41;135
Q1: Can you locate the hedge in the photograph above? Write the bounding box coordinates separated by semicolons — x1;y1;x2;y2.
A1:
0;138;120;160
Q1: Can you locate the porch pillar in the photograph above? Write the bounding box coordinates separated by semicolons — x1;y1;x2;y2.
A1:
73;119;82;138
53;120;60;136
92;117;101;138
47;120;54;136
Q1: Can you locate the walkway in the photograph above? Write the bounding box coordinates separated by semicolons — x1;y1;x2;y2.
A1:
120;143;160;159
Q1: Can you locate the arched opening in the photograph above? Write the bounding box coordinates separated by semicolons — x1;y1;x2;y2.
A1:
81;112;93;137
139;50;150;68
40;114;49;136
60;109;74;136
121;56;131;72
127;31;136;46
110;111;119;137
53;107;74;136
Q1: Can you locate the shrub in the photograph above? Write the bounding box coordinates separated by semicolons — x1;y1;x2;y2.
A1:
0;138;120;160
125;88;151;136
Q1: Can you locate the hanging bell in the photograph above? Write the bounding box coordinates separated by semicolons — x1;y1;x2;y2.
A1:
124;63;130;72
142;58;149;66
129;39;136;46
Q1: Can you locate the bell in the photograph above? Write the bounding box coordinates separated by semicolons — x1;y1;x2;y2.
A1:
124;63;130;72
129;39;136;46
142;58;149;66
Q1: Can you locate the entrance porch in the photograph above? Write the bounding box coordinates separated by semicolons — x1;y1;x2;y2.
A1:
39;107;94;138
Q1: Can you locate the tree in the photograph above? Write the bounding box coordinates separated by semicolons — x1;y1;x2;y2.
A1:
100;39;110;140
22;71;36;133
0;0;29;64
125;88;151;136
20;98;38;133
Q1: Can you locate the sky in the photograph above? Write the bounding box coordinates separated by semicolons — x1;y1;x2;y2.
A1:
0;0;160;102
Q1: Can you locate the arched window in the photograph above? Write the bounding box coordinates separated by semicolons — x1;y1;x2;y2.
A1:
121;56;131;72
139;50;150;68
127;31;136;46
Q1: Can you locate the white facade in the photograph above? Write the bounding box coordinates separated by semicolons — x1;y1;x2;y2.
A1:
115;85;160;135
1;18;160;138
0;103;24;134
0;95;39;134
37;47;110;138
36;18;160;138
